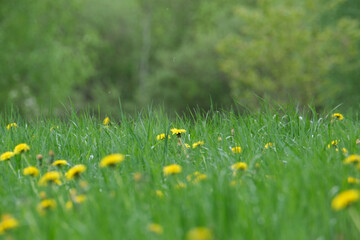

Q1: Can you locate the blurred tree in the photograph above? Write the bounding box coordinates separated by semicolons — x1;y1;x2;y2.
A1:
0;0;98;115
216;0;360;108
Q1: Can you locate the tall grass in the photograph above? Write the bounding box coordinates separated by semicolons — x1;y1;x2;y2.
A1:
0;107;359;239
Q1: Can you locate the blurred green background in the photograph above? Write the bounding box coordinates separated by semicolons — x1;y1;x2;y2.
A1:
1;0;360;116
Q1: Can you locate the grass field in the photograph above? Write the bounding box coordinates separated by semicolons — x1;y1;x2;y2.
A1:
0;107;360;240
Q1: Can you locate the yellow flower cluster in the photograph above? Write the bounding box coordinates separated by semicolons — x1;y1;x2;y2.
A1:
170;128;186;136
232;146;242;154
100;154;125;168
192;141;205;149
6;123;17;130
156;133;170;141
187;171;207;183
0;214;18;235
163;164;182;176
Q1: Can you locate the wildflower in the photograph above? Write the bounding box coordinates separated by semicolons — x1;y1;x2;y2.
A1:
147;223;163;235
156;190;164;198
0;214;18;235
264;142;274;149
103;117;110;125
327;140;338;149
231;162;248;171
0;152;15;161
66;164;86;180
37;199;57;215
342;148;348;155
343;154;360;164
186;227;213;240
65;201;73;210
6;123;17;130
100;154;125;168
23;166;39;177
331;189;360;211
39;191;47;199
70;190;87;204
38;171;61;186
218;137;222;141
50;126;59;132
163;164;182;176
52;160;69;167
332;113;344;120
192;141;205;149
133;172;142;182
170;128;186;137
79;180;89;190
348;177;360;184
187;172;207;183
232;146;242;154
14;143;30;154
175;181;187;189
156;133;170;141
185;143;191;149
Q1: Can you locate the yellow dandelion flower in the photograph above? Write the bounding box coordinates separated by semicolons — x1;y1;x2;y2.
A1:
147;223;163;235
170;128;186;136
163;164;182;176
37;199;57;215
343;154;360;164
342;148;348;155
74;195;87;204
23;166;39;177
0;214;18;235
231;162;248;171
39;171;61;186
187;172;207;183
103;117;110;125
264;142;274;149
332;113;344;120
155;190;164;198
327;140;338;149
175;181;187;189
331;189;360;211
156;133;170;141
6;123;17;130
186;227;213;240
13;143;30;154
232;146;242;154
348;177;360;184
192;141;205;149
52;160;69;167
66;164;86;180
100;154;125;168
65;201;73;210
0;152;15;161
133;172;142;182
185;143;191;149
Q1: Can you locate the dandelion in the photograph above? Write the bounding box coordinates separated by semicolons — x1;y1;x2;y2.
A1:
37;199;57;215
175;181;187;189
13;143;30;154
342;148;348;155
66;164;86;180
192;141;205;149
103;117;110;125
38;171;61;186
170;128;186;137
133;172;142;182
0;214;18;235
327;140;338;149
332;113;344;120
231;162;248;171
69;189;87;204
156;133;170;141
343;155;360;164
186;227;213;240
264;142;274;149
23;166;39;177
0;152;15;161
52;160;68;167
232;146;242;154
163;164;182;176
147;223;163;235
348;177;360;184
185;143;191;149
100;154;125;168
187;172;207;183
6;123;17;130
331;189;360;211
155;190;164;198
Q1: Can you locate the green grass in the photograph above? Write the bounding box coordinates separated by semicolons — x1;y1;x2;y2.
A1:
0;107;360;239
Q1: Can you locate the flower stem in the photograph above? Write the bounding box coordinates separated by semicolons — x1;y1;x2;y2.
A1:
7;161;17;176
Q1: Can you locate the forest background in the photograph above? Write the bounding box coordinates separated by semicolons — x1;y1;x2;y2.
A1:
1;0;360;117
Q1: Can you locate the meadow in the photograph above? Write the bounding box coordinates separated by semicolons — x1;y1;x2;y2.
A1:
0;107;359;240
